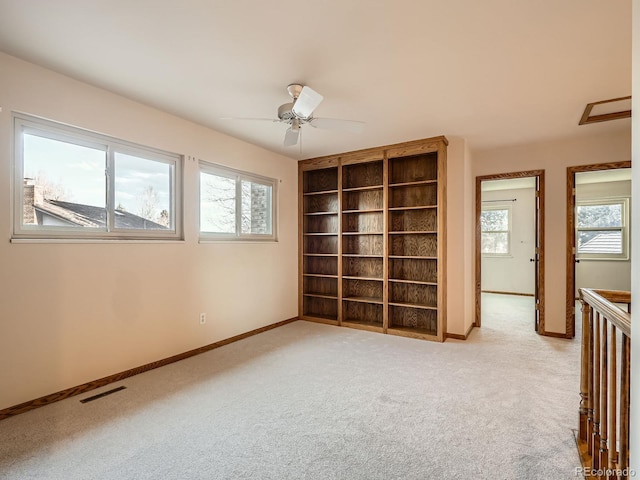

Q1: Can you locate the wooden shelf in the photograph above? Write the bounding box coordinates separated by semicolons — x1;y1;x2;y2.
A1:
303;274;338;279
342;185;383;192
342;232;383;236
389;278;437;286
389;231;437;235
342;275;383;281
304;232;339;236
342;319;384;330
389;255;437;260
304;211;339;216
343;296;383;304
303;293;338;300
387;326;438;340
303;253;338;257
389;180;437;187
303;189;338;196
343;254;383;258
388;205;437;211
303;314;339;322
389;301;437;310
342;209;384;214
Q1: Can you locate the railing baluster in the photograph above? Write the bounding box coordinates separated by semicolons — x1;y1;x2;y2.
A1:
580;300;591;443
588;303;595;455
619;335;630;474
592;312;601;469
599;317;608;473
609;324;618;472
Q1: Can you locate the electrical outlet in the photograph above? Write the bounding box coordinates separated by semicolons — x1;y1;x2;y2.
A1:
199;313;206;325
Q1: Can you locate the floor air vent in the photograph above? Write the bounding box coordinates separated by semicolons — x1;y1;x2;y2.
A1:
80;386;126;404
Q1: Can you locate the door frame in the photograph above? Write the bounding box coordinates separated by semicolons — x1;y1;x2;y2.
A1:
565;160;631;338
475;170;545;333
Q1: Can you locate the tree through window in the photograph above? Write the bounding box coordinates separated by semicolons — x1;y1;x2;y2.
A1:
481;206;510;255
199;162;277;241
13;113;182;240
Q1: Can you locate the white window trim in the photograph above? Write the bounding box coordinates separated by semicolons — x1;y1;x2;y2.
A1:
480;204;512;257
576;197;629;261
12;112;183;241
199;161;278;242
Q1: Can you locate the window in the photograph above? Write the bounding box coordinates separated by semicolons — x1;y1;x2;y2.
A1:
13;113;182;240
576;198;629;260
199;162;277;241
481;206;511;255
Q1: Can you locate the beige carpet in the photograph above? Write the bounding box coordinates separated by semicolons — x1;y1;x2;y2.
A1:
0;294;581;479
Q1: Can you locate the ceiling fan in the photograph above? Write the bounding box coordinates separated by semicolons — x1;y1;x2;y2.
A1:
225;84;365;147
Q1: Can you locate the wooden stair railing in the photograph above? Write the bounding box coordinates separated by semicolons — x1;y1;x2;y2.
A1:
578;288;631;479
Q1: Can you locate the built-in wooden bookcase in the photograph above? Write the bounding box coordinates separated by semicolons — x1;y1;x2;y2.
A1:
299;136;447;341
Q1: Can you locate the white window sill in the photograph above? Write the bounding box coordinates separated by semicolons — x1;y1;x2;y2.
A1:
198;239;278;244
11;238;186;244
577;256;629;262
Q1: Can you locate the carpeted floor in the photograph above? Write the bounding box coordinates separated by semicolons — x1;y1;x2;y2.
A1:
0;294;581;479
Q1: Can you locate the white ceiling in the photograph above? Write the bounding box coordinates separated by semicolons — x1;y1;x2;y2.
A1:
0;0;632;161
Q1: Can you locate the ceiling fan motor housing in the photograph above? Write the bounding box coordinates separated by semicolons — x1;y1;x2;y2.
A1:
278;102;296;121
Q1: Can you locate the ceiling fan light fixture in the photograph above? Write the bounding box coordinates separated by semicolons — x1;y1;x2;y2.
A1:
283;126;299;147
292;86;324;119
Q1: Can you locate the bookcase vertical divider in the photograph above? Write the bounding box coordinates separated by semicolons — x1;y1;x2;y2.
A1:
337;158;343;326
437;143;448;341
382;153;389;333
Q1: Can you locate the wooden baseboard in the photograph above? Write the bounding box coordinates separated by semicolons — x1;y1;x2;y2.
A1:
541;330;571;339
446;323;475;341
0;317;299;421
481;290;535;297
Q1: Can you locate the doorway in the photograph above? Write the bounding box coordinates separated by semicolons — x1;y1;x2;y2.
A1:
475;170;545;333
566;161;632;338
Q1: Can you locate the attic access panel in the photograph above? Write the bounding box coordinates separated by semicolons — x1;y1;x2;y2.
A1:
579;96;631;125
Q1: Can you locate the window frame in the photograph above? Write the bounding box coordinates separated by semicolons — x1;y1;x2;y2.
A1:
199;161;278;242
480;204;512;257
576;197;629;261
12;113;183;241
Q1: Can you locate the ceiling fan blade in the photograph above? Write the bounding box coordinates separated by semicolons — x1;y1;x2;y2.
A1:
292;86;323;119
283;127;299;146
220;117;281;123
309;117;365;133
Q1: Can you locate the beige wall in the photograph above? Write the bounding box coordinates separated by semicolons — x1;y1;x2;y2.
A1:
446;138;475;336
0;53;298;410
463;140;475;336
474;130;632;335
